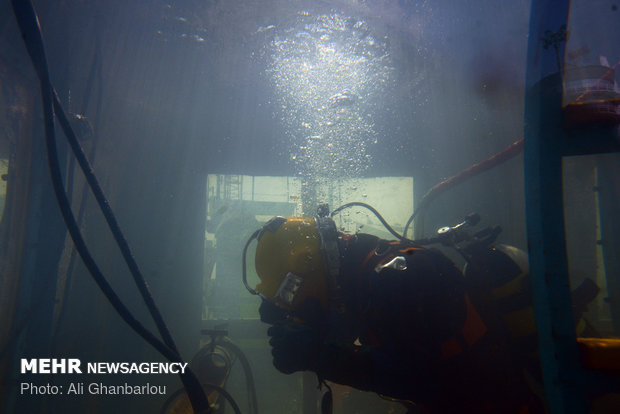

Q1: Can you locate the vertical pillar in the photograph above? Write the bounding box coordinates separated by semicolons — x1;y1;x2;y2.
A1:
523;1;587;412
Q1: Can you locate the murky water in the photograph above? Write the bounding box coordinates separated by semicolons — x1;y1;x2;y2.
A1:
1;1;619;413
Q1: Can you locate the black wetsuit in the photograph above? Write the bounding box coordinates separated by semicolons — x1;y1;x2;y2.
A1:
316;233;540;413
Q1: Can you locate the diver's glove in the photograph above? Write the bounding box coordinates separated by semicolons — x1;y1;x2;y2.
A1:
267;320;323;374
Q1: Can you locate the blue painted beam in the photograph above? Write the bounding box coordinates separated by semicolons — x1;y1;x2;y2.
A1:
523;1;589;413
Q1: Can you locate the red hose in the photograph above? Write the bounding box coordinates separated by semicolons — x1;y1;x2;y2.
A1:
423;139;524;204
410;138;524;237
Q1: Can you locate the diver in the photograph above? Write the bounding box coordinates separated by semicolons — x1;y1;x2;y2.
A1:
241;210;595;413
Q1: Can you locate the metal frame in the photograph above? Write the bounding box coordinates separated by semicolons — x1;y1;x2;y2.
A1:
524;1;620;413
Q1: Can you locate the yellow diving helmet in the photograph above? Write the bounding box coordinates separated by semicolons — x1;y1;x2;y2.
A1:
242;215;341;310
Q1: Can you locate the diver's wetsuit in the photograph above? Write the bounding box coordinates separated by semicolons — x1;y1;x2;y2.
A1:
314;233;540;413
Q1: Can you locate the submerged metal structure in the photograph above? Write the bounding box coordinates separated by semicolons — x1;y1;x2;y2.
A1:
0;0;618;413
524;1;620;412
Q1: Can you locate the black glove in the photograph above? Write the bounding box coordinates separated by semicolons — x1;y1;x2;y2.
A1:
267;319;323;374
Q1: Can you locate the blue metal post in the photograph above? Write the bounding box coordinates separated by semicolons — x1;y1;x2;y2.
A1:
523;0;589;413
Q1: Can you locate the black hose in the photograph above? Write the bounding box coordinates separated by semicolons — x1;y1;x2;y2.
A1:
242;229;261;297
64;27;100;201
22;0;179;357
218;338;259;414
330;202;414;242
52;91;182;353
20;1;183;361
16;0;181;356
10;1;210;412
402;206;421;240
52;21;104;351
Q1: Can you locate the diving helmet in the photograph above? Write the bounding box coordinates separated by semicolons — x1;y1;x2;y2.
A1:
242;216;341;310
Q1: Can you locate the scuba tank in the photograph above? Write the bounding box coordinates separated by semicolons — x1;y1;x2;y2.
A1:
160;329;258;414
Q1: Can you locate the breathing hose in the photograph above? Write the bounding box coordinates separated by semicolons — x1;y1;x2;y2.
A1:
402;138;524;238
330;201;413;242
10;1;210;412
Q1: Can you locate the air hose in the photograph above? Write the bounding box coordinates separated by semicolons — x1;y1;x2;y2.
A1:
330;201;413;242
10;1;210;412
402;138;524;238
331;140;523;241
